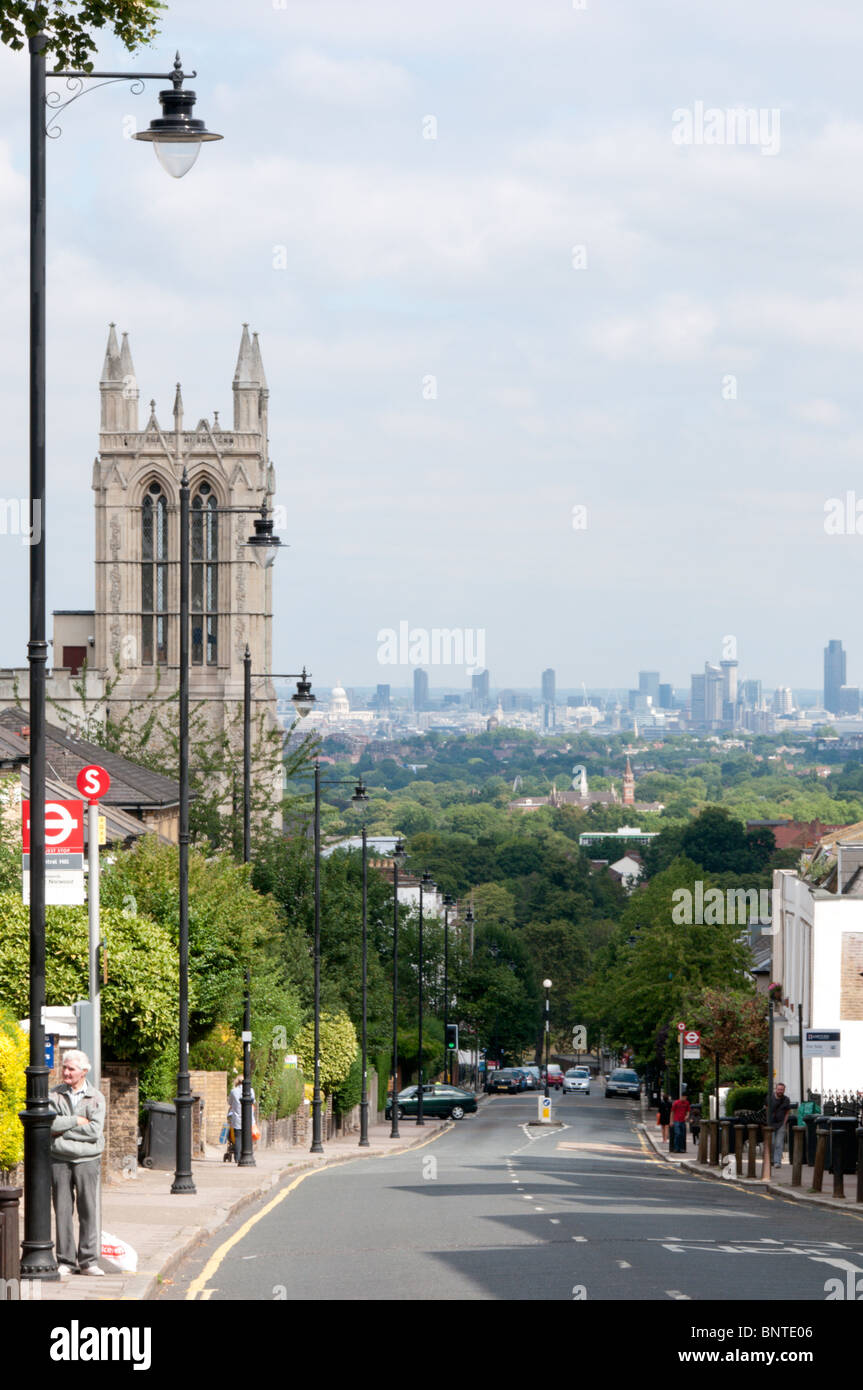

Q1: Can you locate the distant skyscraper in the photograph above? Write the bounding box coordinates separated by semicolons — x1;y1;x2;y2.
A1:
690;664;723;726
471;669;490;711
413;668;429;712
639;671;660;702
772;686;793;716
542;668;556;729
824;640;846;715
658;683;673;710
740;679;762;710
375;683;390;712
839;686;860;716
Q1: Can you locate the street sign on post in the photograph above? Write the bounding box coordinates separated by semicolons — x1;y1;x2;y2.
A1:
802;1029;840;1058
22;799;85;905
75;765;111;1093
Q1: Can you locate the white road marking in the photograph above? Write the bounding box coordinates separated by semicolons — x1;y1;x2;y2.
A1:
572;1236;587;1242
617;1260;632;1269
550;1219;560;1225
666;1290;691;1300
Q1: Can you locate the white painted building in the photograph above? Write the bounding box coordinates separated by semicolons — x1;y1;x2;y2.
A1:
772;853;863;1099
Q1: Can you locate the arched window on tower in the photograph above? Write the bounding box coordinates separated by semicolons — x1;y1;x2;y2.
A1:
191;482;219;666
142;482;168;665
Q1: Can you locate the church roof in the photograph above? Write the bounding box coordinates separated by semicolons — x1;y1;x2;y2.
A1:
0;708;181;812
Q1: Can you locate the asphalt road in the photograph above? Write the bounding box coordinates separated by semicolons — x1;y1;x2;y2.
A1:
159;1089;863;1302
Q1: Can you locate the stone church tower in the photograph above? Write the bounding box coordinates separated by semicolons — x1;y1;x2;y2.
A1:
81;322;278;739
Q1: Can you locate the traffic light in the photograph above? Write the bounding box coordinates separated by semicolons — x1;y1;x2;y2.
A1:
445;1024;459;1052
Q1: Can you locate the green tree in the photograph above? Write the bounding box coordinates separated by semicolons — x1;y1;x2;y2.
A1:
0;894;177;1065
294;1012;357;1095
0;0;163;69
0;1008;27;1171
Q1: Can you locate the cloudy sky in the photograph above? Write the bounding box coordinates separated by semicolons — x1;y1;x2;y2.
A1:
1;0;862;694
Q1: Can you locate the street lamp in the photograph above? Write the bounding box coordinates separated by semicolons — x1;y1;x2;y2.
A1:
416;869;435;1126
351;780;370;1146
465;906;475;1087
442;895;454;1085
390;840;405;1138
172;474;270;1194
543;979;552;1100
242;650;314;864
22;37;220;1276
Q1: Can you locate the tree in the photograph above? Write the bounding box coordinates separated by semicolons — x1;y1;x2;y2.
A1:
0;0;164;69
0;1008;27;1171
458;924;540;1062
294;1012;357;1095
0;894;178;1065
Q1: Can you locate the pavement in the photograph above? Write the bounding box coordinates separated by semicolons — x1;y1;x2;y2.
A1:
638;1108;863;1215
16;1115;453;1301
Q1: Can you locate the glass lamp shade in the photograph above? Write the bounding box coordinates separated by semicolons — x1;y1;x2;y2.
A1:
152;139;203;179
291;677;315;718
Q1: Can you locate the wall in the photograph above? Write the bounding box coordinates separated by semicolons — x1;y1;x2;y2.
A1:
102;1062;138;1180
189;1070;228;1148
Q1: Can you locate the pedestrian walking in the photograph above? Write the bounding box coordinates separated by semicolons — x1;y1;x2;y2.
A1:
769;1081;791;1168
657;1092;672;1144
670;1094;690;1153
49;1049;106;1277
227;1072;257;1162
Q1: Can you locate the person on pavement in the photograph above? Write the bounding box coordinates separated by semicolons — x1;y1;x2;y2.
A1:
228;1072;257;1161
50;1049;106;1277
670;1093;690;1153
769;1082;791;1167
657;1092;672;1144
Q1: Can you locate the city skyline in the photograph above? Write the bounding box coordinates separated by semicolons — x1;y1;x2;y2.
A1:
2;3;863;688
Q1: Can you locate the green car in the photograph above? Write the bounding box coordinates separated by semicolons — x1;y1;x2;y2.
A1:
385;1083;477;1121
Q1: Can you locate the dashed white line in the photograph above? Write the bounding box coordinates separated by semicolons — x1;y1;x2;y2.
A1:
666;1290;691;1300
617;1261;632;1269
572;1236;587;1242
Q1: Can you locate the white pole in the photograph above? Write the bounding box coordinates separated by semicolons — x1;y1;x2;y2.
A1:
678;1029;683;1099
88;801;101;1088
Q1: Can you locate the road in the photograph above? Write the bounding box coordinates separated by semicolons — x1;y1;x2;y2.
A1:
160;1089;863;1302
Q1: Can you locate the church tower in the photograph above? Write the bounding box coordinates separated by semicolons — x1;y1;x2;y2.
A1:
622;757;635;806
91;323;278;740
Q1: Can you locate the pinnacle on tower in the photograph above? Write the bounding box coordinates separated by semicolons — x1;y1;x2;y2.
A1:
232;322;264;431
173;382;184;432
100;324;138;432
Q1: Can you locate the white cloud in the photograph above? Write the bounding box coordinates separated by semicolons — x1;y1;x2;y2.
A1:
279;48;413;106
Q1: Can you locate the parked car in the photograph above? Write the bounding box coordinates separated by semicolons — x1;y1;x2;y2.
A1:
385;1084;477;1121
521;1065;542;1088
563;1067;591;1095
542;1065;564;1091
515;1067;537;1089
488;1068;527;1094
604;1068;641;1098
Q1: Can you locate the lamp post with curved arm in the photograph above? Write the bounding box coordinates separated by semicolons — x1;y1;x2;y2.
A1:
416;869;435;1127
22;41;221;1276
389;840;405;1138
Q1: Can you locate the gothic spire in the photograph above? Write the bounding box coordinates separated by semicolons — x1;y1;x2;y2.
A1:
173;382;184;431
100;323;123;383
251;331;268;389
233;323;257;386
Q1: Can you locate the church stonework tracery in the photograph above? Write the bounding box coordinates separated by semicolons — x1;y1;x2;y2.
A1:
88;322;278;746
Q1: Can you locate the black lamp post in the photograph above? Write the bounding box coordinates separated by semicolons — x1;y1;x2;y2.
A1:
442;895;454;1084
416;869;435;1126
238;969;255;1167
22;40;220;1271
242;649;314;863
390;840;405;1138
351;781;370;1146
464;906;475;1087
543;978;552;1101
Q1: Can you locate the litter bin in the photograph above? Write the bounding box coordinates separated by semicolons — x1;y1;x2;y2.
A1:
828;1117;858;1175
140;1100;177;1170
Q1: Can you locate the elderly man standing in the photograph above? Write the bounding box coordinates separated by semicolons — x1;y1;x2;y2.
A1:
50;1050;106;1277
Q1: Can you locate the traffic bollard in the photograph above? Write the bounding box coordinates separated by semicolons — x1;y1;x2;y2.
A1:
761;1124;771;1180
832;1128;845;1200
698;1121;708;1164
708;1120;718;1167
734;1124;745;1177
791;1125;804;1187
812;1128;827;1193
747;1124;758;1178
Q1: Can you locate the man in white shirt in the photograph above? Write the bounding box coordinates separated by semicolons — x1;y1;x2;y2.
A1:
228;1073;256;1161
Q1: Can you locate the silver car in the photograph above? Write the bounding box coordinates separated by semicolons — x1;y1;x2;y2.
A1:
563;1067;591;1095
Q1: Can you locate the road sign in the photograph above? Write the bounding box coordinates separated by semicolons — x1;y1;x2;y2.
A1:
22;799;84;854
22;799;85;905
683;1046;702;1060
76;765;111;802
802;1028;840;1058
677;1021;686;1032
683;1030;700;1046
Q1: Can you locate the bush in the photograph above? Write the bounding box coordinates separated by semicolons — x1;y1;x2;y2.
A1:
727;1086;766;1116
138;1041;179;1108
332;1052;362;1117
0;1009;27;1171
275;1067;305;1120
294;1012;357;1095
190;1024;242;1075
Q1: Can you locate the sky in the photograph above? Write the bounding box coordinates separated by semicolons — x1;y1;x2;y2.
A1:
1;1;863;694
